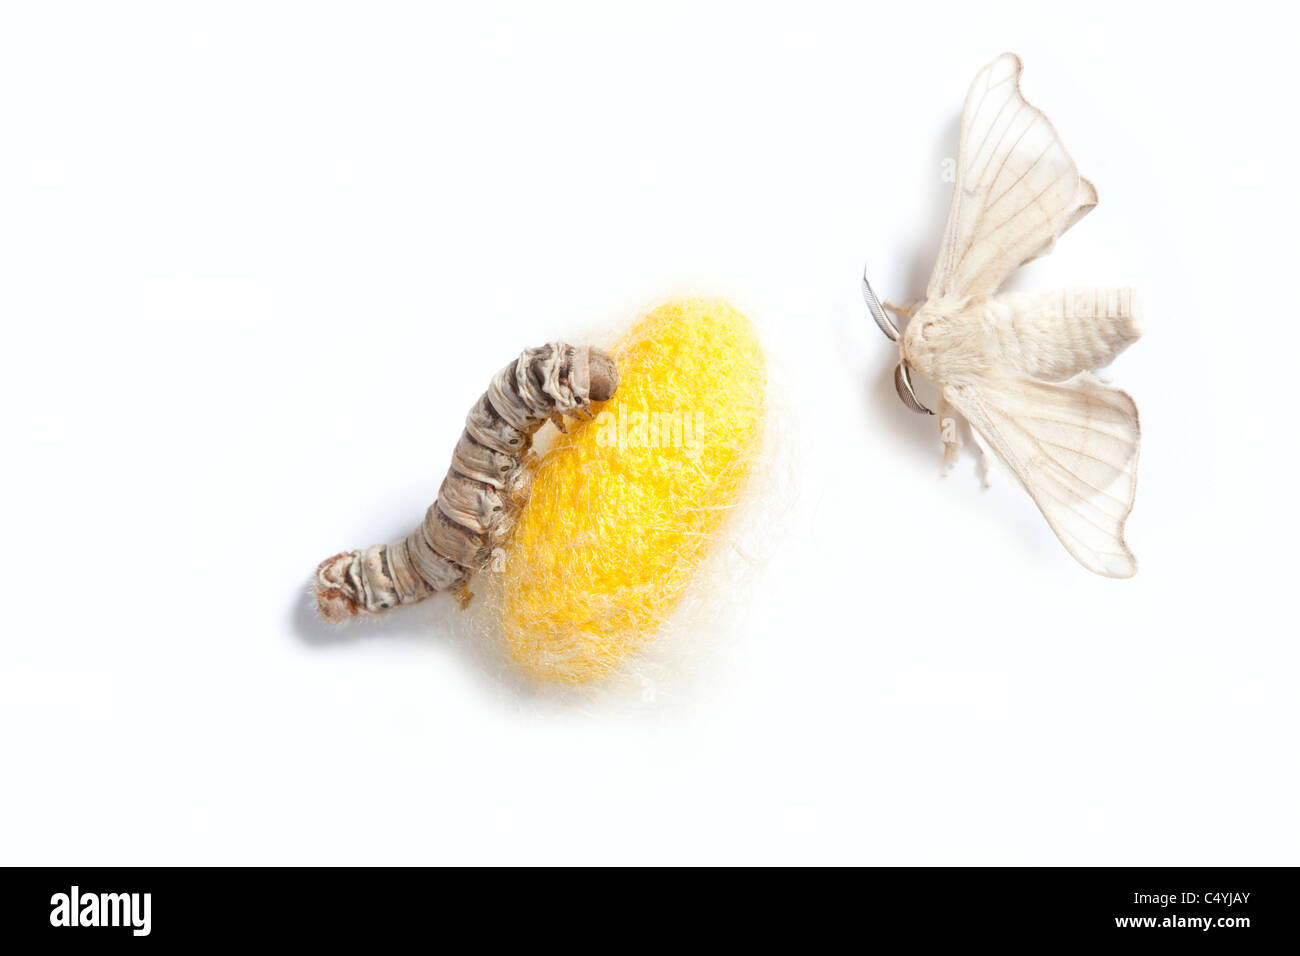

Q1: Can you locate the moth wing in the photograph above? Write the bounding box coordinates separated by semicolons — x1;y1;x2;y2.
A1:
928;53;1097;300
944;372;1139;577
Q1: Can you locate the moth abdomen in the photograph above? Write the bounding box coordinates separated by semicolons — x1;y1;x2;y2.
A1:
996;287;1142;381
314;341;619;622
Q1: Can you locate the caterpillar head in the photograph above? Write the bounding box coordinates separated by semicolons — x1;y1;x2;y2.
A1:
569;345;619;404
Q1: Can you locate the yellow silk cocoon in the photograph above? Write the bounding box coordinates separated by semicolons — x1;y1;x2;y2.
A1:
499;298;766;684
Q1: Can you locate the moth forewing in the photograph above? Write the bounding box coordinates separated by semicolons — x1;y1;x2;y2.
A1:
927;53;1096;300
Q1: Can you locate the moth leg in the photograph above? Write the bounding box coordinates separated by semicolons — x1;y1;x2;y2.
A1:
978;445;994;488
938;394;962;475
454;584;475;609
971;434;995;489
884;298;918;321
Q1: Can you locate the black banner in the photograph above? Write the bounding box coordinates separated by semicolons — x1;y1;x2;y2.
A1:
2;867;1294;945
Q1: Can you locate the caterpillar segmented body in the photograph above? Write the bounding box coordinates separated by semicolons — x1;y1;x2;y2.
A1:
314;342;619;622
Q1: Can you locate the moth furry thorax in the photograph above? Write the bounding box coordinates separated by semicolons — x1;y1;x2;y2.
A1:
865;53;1144;578
902;294;990;383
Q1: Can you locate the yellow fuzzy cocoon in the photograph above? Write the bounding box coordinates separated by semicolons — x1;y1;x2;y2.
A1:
500;298;766;684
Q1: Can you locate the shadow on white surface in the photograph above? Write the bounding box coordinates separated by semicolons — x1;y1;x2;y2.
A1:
286;542;521;677
284;560;625;709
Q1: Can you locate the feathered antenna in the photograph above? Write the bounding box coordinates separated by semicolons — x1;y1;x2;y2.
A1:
862;263;932;415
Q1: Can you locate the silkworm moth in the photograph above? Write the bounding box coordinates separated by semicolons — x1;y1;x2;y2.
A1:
862;53;1142;577
314;343;619;622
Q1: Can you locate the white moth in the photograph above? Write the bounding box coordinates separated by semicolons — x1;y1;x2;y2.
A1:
863;53;1142;577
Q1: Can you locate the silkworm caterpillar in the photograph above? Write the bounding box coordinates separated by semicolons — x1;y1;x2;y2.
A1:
314;342;619;622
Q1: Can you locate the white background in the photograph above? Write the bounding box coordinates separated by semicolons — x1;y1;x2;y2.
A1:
2;1;1297;865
